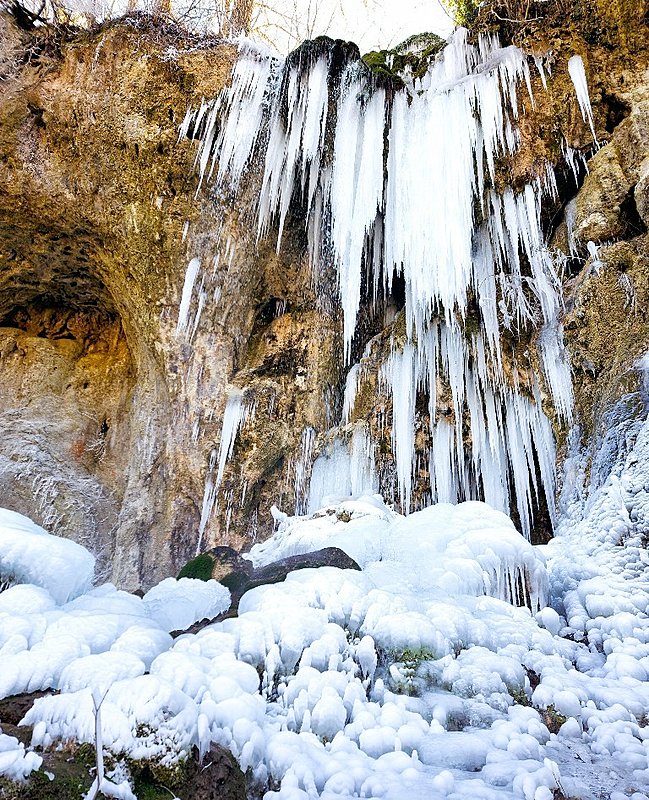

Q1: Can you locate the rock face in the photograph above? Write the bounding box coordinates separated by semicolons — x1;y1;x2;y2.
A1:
0;14;341;588
0;5;648;588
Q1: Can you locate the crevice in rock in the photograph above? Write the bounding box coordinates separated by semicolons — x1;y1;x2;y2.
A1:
619;186;648;239
601;91;631;135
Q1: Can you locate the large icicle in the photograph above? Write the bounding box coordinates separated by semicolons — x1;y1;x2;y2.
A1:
257;52;331;252
181;42;279;194
382;343;417;512
176;257;201;337
567;55;597;144
330;71;385;360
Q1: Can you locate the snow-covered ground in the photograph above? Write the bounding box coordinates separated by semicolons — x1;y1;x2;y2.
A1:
2;432;649;800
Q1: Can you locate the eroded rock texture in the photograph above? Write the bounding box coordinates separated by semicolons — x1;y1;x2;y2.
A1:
0;16;300;586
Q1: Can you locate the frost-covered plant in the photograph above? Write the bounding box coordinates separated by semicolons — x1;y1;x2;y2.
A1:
84;688;136;800
387;648;438;696
539;704;567;734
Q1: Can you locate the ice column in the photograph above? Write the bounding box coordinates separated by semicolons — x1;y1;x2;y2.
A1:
196;390;251;552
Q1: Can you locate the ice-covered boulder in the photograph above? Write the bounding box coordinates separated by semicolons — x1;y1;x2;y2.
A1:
0;508;94;604
247;497;548;611
0;729;42;782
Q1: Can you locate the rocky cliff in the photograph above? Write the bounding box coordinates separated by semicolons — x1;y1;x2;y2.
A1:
0;2;647;589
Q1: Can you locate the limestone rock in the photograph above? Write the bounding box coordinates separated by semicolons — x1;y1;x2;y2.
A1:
248;546;361;589
575;101;649;243
0;13;339;588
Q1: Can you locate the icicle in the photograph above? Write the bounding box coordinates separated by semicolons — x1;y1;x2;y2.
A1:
196;447;218;554
532;54;548;90
330;72;385;360
538;322;574;424
305;426;376;513
294;427;316;514
565;198;578;257
350;424;378;497
562;139;589;186
182;43;280;195
176;257;201;337
382;343;416;513
587;240;604;273
567;55;598;144
342;364;361;425
196;389;252;552
430;420;458;504
257;54;330;251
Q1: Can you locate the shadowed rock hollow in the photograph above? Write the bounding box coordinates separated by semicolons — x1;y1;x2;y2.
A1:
0;13;345;588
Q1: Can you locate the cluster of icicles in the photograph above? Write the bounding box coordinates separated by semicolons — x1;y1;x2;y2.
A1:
180;30;595;542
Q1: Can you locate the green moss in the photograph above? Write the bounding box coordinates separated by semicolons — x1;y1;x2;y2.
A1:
362;32;445;86
440;0;479;26
510;687;531;706
129;757;191;799
361;51;405;87
395;647;437;664
389;648;439;696
0;765;93;800
177;553;214;581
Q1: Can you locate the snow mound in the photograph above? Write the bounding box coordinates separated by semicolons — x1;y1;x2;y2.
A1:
0;508;95;604
248;497;548;611
0;579;227;700
0;730;42;783
142;577;231;632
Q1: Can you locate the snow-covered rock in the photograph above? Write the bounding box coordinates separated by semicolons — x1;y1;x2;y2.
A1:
0;508;94;604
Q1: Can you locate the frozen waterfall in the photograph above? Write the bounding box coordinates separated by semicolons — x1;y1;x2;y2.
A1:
181;27;584;539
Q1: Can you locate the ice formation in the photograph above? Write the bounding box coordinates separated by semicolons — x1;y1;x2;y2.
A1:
142;577;231;632
567;55;597;144
248;497;549;612
0;730;42;783
180;28;583;537
175;256;202;337
307;428;378;514
3;494;649;798
0;508;95;604
197;389;253;552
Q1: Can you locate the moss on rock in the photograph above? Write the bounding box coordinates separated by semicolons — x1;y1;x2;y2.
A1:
362;32;446;86
177;553;215;581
